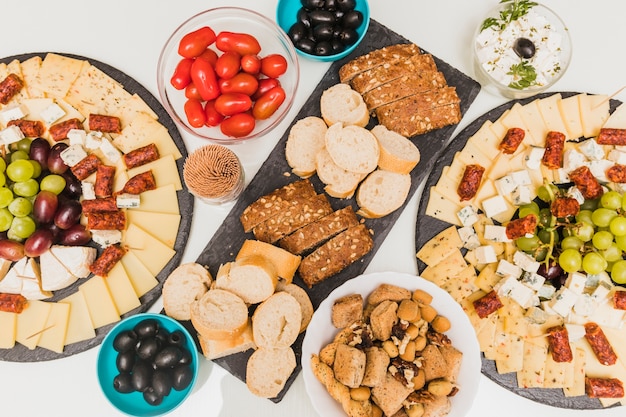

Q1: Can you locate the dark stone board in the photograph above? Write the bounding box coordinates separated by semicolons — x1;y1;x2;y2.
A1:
415;91;622;409
191;18;481;402
0;52;193;362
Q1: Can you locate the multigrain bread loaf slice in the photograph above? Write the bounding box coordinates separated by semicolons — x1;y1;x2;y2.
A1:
362;70;447;111
246;347;296;398
278;206;359;255
285;116;328;178
239;179;316;233
371;125;420;174
214;255;278;304
197;319;256;360
235;239;301;284
162;262;212;321
190;288;249;340
252;291;302;348
320;83;369;127
325;123;379;174
315;147;365;199
356;169;412;218
350;53;437;94
338;43;421;83
276;281;314;332
298;223;374;287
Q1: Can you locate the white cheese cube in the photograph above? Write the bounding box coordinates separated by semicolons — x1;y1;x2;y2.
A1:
566;186;585;205
537;284;556;300
608;149;626;165
457;205;479;227
116;193;140;209
85;131;103;149
67;129;87;146
565;272;587;294
573;293;597;316
81;182;96;200
475;245;497;264
0;104;27;124
100;137;121;163
549;286;578;317
494;275;518;296
578;138;605;161
520;271;545;291
40;102;66;125
525;306;548;324
484;225;511;243
591;280;613;301
589;159;613;183
513;251;540;273
525;146;545;170
482;195;508;219
458;226;481;250
565;323;586;342
511;185;533;206
60;144;88;167
495;175;517;196
496;259;522;278
553;168;571;184
0;125;24;145
563;149;587;172
91;230;122;247
510;170;532;186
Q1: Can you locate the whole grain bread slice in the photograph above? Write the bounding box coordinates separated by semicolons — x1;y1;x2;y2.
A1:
338;43;422;83
362;70;447;111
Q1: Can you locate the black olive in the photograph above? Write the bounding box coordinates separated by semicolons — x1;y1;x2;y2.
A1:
116;350;136;373
131;361;153;392
325;0;337;10
513;37;536;59
143;387;163;406
297;8;312;28
167;330;186;348
342;10;363;30
133;318;159;340
338;28;359;46
154;346;183;369
178;348;192;366
171;365;194;391
113;373;134;393
336;0;356;12
301;0;325;9
308;10;336;26
331;39;345;54
296;38;316;54
313;23;335;42
334;9;345;21
154;328;169;346
152;370;173;398
315;41;334;56
112;330;137;353
288;22;308;43
136;337;160;361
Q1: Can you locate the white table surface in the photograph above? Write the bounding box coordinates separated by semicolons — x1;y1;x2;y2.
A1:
1;0;625;416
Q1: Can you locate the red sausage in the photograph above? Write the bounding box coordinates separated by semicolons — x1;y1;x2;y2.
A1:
0;73;23;104
7;119;44;137
505;213;538;240
499;127;525;154
87;211;126;231
597;128;626;146
457;164;485;201
123;143;160;169
542;131;566;169
547;325;573;363
89;114;122;133
94;165;116;198
569;165;604;200
584;322;617;366
89;244;127;277
614;291;626;310
550;197;580;218
121;171;157;195
49;118;83;141
473;290;503;319
70;154;101;181
0;293;27;313
81;197;118;214
585;377;624;398
606;164;626;183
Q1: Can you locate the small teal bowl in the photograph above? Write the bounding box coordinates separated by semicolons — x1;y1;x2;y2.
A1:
97;313;199;417
276;0;370;62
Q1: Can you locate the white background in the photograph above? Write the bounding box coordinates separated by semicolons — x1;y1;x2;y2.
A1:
0;0;625;416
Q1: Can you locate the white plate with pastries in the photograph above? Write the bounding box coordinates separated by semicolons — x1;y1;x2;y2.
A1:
302;271;481;417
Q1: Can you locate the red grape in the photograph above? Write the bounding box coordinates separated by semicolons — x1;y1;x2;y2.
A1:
24;229;54;257
33;190;59;224
54;200;82;230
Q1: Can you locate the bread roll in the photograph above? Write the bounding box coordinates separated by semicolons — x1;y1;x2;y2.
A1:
285;116;328;178
214;255;278;304
371;125;420;174
356;169;411;218
325;123;379;175
162;262;212;321
320;83;369;127
252;291;302;349
190;289;249;340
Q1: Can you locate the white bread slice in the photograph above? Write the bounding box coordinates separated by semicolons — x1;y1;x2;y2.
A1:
214;255;278;304
163;262;212;320
320;83;369;127
371;124;421;174
190;288;249;340
285;116;328;178
235;239;301;285
276;281;314;333
197;319;256;360
325;122;379;174
252;291;302;349
246;347;296;398
356;169;411;218
315;147;364;199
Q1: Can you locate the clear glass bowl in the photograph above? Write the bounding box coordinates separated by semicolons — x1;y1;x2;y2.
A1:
472;1;572;99
157;7;300;144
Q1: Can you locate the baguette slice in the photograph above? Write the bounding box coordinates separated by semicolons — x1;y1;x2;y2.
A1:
371;125;420;174
162;262;212;321
190;289;249;340
197;319;256;360
325;122;379;175
320;83;369;127
252;291;302;349
276;282;314;332
315;147;365;199
214;255;278;305
246;347;296;398
236;239;301;284
356;169;411;218
285;116;328;178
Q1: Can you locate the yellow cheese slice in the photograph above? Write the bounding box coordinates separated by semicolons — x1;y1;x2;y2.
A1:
128;184;180;214
112;112;182;159
487;151;527;180
15;300;52;350
435;166;473;207
424;187;463;227
416;225;463;266
472;177;497;206
124;223;176;277
517;341;547;388
19;55;45;99
120;251;159;297
490;109;510;138
537;93;570;139
521;99;550;145
543;350;575;388
458;140;493;169
603;102;626;129
104;262;141;315
445;153;465;183
421;248;467;287
495;334;524;374
34;53;87;99
478;312;499;360
37;302;70;354
126;154;182;191
0;311;17;349
55;97;86;123
64;63;131;116
474;263;500;293
441;264;478;302
467;120;501;159
125;210;180;249
59;291;96;345
500;103;537;147
563;347;586;397
558;94;585;139
22;97;55;122
579;93;610;138
113;95;158;129
79;276;120;329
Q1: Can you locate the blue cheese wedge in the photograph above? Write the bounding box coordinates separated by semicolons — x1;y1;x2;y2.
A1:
60;144;88;167
578;138;605;161
548;286;578;317
457;226;481;250
91;230;123;247
520;271;545;291
513;251;540;273
484;225;511;243
85;131;103;149
564;272;587;294
475;245;497;264
116;193;140;209
0;104;27;125
496;259;521;278
457;205;479;227
0;125;25;145
99;137;122;163
81;181;96;200
481;195;508;219
524;146;545;170
67;128;87;146
40;102;66;125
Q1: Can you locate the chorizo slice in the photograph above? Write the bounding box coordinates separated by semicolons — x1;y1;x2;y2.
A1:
606;164;626;183
585;377;624;398
541;131;566;169
89;114;122;133
123;143;160;169
81;197;118;214
89;244;127;277
547;325;573;363
94;165;116;198
473;290;503;319
597;128;626;146
614;291;626;310
7;119;44;138
499;127;525;154
0;293;27;313
70;154;101;181
121;170;157;195
457;164;485;201
87;211;126;231
49;118;83;141
0;73;24;104
569;165;604;200
550;196;580;218
505;213;538;240
584;322;617;366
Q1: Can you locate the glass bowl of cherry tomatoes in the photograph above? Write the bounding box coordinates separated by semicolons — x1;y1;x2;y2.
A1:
157;7;300;144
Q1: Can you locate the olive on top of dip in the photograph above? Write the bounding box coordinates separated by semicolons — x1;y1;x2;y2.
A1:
473;0;571;97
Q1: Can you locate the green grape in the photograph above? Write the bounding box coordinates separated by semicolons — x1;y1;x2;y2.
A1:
580;198;599;211
609;216;626;236
537;184;558;202
9;150;29;162
616;234;626;252
573;222;594;242
0;208;13;232
591;208;618;228
576;209;594;225
15;138;31;153
600;191;622;210
621;193;626;211
0;173;5;188
515;235;541;252
538;229;559;245
0;158;6;173
29;160;41;179
583;252;607;275
6;159;34;182
539;208;553;228
518;202;540;218
0;187;13;208
39;174;66;195
12;179;39;198
7;197;32;217
559;248;582;273
592;230;614;250
602;243;623;262
9;216;36;239
535;247;548;262
610;260;626;284
561;236;584;250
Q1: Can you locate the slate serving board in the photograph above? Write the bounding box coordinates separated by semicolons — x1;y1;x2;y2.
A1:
190;18;481;402
0;52;193;362
415;91;622;409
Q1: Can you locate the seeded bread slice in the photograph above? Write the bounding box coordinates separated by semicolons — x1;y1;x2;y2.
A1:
325;123;379;175
285;116;328;178
356;169;412;218
190;288;249;340
338;43;422;83
246;347;296;398
371;125;421;174
252;291;302;349
320;83;369;127
362;70;447;112
162;262;212;321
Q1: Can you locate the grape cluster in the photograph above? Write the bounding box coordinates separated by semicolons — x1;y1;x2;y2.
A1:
514;183;626;284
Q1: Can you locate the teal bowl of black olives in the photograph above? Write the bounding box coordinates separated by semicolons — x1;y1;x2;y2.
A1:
277;0;370;61
97;313;199;416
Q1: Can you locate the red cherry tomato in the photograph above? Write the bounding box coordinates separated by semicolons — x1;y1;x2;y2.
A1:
190;58;220;101
184;83;202;100
219;73;259;96
170;58;193;90
184;99;207;128
220;112;256;138
214;93;252;116
215;31;262;55
196;48;219;66
178;26;217;58
260;54;288;78
253;78;281;100
215;51;241;80
252;86;286;120
204;100;224;127
240;54;261;75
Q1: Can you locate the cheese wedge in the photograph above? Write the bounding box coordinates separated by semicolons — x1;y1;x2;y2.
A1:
104;262;141;315
128;184;180;214
0;258;26;294
603;102;626;129
34;53;87;99
125;210;180;249
113;95;158;129
124;223;176;277
120;251;159;297
16;300;52;349
467;120;501;159
39;249;78;291
126;154;182;191
558;94;585;139
79;276;120;329
59;291;96;345
112;112;182;159
521;99;550;145
537;93;570;139
0;311;17;349
37;302;71;354
424;186;463;226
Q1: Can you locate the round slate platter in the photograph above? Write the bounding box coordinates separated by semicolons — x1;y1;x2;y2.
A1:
415;91;622;410
0;52;193;362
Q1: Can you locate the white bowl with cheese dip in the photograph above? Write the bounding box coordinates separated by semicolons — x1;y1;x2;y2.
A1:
472;1;572;99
